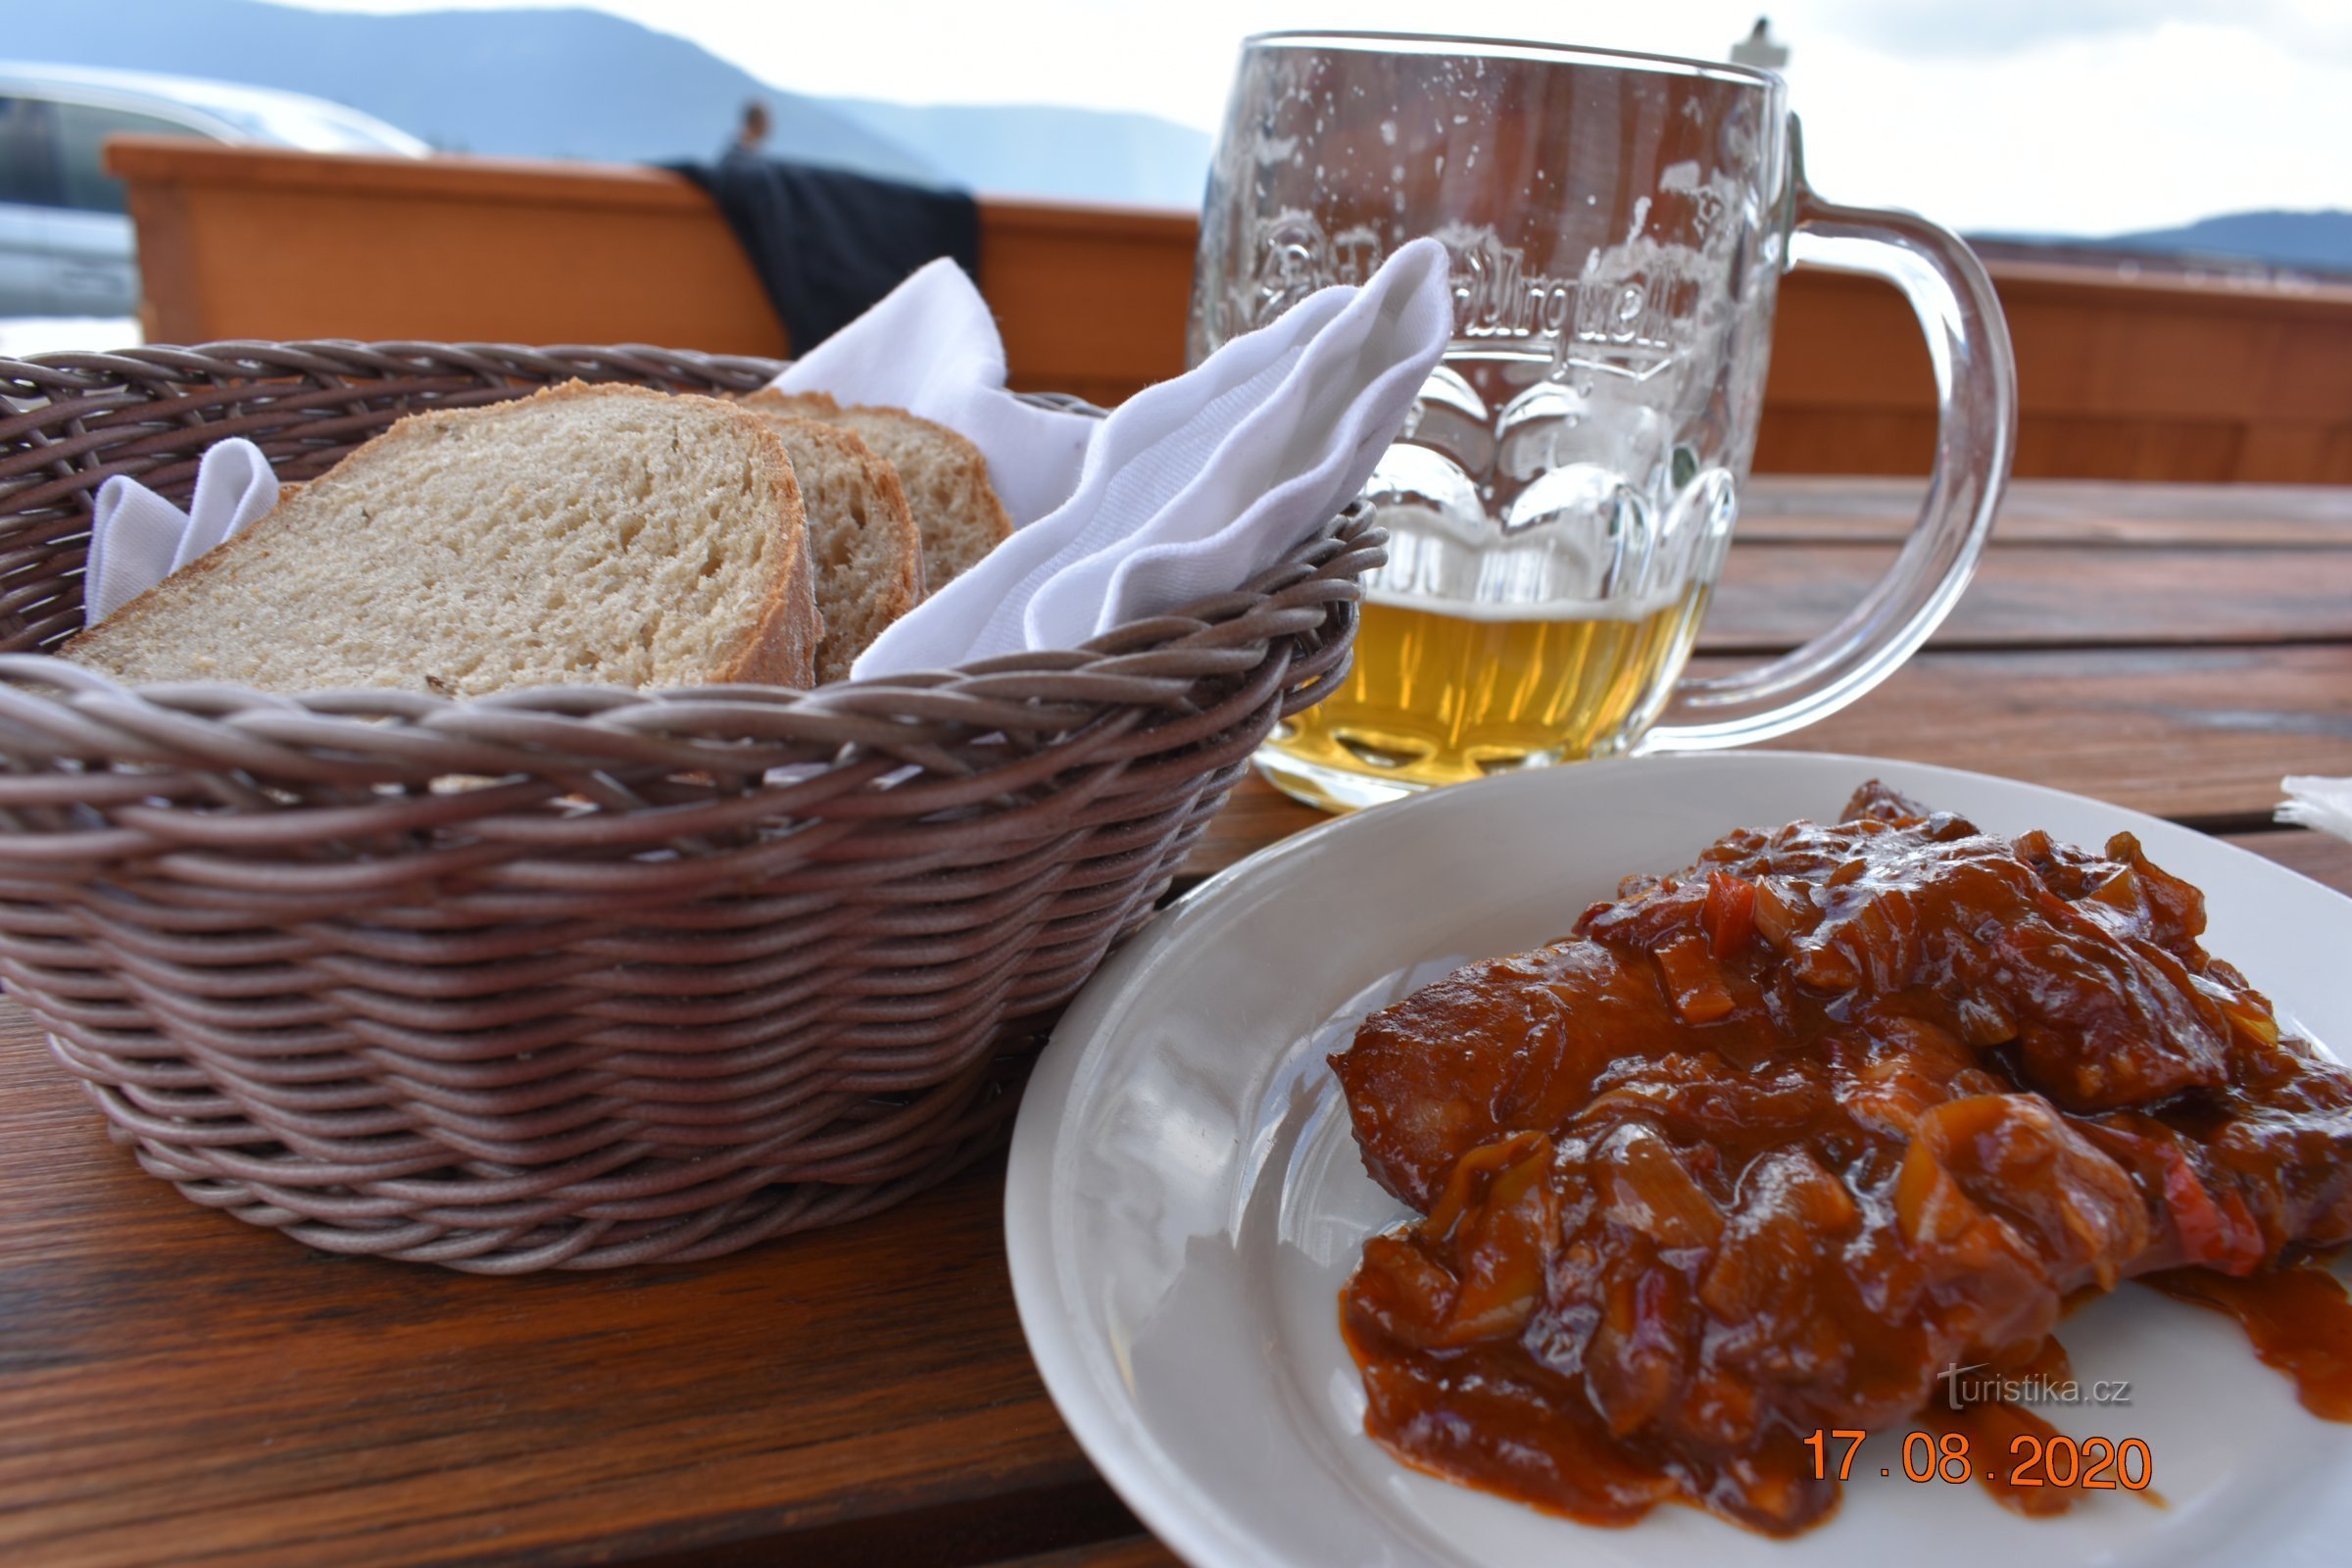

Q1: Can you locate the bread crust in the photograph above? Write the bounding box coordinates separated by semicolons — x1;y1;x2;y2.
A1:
742;389;1013;585
738;402;923;681
856;442;925;615
66;380;821;692
752;389;843;419
693;390;820;689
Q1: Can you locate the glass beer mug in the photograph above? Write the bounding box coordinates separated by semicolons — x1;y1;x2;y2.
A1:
1192;33;2016;811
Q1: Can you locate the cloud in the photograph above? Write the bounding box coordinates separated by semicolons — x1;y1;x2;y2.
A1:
281;0;2352;233
1810;0;2352;61
1788;23;2352;232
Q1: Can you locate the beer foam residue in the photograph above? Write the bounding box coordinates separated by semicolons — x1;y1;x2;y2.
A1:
1363;584;1690;624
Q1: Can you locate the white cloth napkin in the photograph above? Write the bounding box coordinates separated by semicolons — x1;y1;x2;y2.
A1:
83;439;279;623
2279;777;2352;842
851;236;1452;678
767;258;1094;528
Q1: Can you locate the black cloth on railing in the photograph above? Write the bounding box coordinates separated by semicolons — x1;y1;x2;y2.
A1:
675;153;980;352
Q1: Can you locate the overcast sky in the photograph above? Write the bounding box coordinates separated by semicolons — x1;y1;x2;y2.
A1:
296;0;2351;234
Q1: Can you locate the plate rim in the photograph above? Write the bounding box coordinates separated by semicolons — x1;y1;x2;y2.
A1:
1004;751;2350;1568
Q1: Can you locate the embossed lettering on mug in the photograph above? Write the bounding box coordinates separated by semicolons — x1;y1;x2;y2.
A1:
1236;211;1718;380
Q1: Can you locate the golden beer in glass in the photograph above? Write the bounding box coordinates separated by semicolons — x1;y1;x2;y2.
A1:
1272;586;1713;799
1194;34;2015;810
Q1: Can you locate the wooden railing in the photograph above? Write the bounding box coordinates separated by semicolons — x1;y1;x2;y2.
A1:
1764;261;2352;483
108;137;2352;483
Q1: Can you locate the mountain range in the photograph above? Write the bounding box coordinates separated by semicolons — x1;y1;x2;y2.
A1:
0;0;1214;205
1;0;2343;276
1980;212;2352;280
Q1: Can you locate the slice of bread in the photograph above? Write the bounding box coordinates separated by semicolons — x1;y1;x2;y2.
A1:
65;381;820;696
746;390;1012;587
739;409;923;683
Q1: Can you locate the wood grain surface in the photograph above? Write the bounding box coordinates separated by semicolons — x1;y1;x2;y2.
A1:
4;477;2350;1568
0;1022;1123;1568
1712;544;2352;649
1740;476;2352;543
1719;477;2352;649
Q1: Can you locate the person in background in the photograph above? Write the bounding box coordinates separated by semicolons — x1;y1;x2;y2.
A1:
729;100;769;160
689;90;979;349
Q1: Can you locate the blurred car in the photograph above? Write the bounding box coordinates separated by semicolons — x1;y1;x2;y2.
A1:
0;63;428;318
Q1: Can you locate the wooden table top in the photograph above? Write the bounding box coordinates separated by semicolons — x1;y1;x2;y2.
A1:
6;475;2351;1568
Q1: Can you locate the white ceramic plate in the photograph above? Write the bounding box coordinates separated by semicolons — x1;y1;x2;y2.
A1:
1005;753;2352;1568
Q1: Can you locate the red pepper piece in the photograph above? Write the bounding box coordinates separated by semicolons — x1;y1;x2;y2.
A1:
1653;934;1737;1025
2161;1147;2265;1274
1701;870;1758;959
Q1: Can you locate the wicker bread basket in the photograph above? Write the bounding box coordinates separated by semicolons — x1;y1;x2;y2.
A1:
0;340;1379;1272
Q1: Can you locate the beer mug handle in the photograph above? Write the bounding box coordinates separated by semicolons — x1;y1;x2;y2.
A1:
1639;162;2017;752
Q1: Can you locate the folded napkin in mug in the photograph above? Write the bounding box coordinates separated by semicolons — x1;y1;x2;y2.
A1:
2279;777;2352;843
849;236;1453;679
